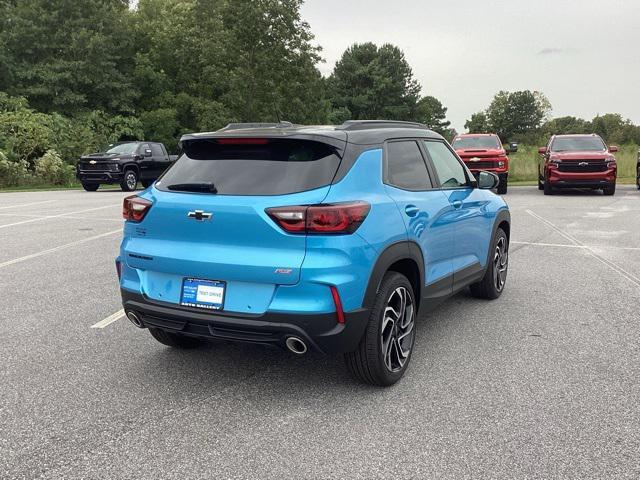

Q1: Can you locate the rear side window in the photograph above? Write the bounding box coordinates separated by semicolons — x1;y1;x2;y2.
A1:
157;139;340;196
423;141;469;189
385;141;431;190
151;143;164;156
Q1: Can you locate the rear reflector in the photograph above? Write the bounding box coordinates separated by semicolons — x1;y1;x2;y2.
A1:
123;195;152;222
266;201;370;235
330;286;345;324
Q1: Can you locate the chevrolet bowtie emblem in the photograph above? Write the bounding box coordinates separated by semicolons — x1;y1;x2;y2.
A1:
187;210;212;221
578;162;588;166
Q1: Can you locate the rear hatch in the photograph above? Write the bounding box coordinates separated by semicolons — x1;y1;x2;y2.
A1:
123;137;343;313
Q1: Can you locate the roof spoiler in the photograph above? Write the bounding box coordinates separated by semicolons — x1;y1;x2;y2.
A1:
337;120;429;131
217;121;294;131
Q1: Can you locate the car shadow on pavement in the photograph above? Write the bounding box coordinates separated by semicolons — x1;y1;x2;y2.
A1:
125;296;469;399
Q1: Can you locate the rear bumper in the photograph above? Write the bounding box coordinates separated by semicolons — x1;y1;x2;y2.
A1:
77;171;124;183
120;289;370;354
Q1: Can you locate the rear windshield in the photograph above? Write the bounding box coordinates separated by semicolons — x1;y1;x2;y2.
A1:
157;139;341;196
550;137;606;152
452;136;501;150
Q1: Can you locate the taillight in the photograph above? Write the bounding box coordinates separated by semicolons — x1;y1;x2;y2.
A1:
123;195;152;222
115;260;122;279
266;202;370;234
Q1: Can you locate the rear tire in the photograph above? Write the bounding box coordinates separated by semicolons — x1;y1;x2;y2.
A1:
81;182;99;192
345;272;416;387
603;183;616;196
470;228;509;300
148;328;204;349
497;176;508;194
120;169;138;192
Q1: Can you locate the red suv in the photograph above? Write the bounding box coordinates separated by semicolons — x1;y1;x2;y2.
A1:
452;134;512;194
538;134;617;196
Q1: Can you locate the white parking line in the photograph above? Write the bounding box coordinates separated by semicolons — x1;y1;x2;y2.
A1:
0;228;121;269
0;204;120;229
90;309;125;329
512;241;585;249
525;209;640;287
0;200;56;210
512;241;640;252
0;212;122;223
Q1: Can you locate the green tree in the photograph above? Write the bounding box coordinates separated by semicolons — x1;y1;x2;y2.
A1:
328;42;421;121
591;113;640;145
485;90;551;141
1;0;137;116
416;96;451;135
464;112;489;133
541;116;592;137
219;0;327;124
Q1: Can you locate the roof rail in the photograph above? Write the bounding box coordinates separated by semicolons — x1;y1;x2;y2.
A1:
337;120;428;131
218;121;294;131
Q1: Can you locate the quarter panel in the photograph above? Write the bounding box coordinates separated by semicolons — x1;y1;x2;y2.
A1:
300;148;408;312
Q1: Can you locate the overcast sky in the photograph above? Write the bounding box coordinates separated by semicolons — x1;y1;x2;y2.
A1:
301;0;640;131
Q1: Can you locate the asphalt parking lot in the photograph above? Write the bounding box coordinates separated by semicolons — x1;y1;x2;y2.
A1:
1;186;639;479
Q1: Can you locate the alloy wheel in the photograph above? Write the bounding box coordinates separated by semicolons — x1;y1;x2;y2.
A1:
126;172;137;190
493;236;508;292
380;286;415;372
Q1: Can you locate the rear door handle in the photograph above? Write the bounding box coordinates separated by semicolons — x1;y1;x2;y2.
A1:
405;205;419;217
452;200;463;209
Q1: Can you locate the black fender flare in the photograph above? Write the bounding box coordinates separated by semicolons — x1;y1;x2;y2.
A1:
484;208;511;269
361;241;425;311
122;163;140;176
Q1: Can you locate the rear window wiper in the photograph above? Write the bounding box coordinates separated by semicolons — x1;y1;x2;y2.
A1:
166;182;218;193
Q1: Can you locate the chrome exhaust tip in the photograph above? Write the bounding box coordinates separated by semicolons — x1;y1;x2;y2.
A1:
126;310;144;328
285;336;308;355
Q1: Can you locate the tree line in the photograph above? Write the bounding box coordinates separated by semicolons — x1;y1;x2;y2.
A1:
0;0;638;187
466;91;640;146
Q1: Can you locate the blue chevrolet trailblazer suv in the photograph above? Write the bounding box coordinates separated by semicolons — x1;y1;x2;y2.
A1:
118;120;510;386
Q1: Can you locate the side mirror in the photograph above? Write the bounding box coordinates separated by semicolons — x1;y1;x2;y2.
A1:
477;171;499;190
608;145;618;153
506;143;518;154
144;149;152;157
538;147;547;154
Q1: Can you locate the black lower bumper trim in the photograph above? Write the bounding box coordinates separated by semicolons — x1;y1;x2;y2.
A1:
77;172;124;183
121;289;370;354
552;180;613;188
